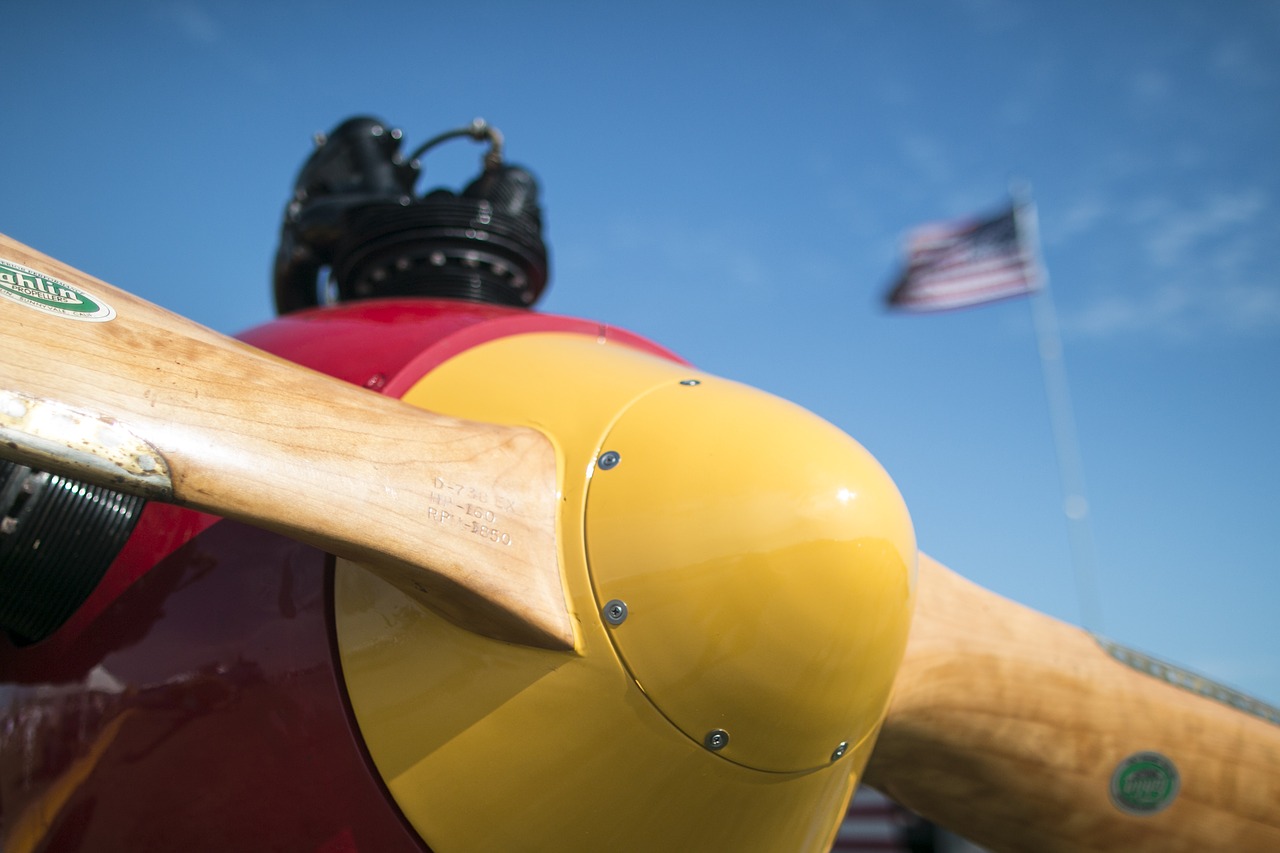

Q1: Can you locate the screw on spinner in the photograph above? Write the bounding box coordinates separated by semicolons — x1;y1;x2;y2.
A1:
597;450;621;471
603;599;628;626
704;729;730;751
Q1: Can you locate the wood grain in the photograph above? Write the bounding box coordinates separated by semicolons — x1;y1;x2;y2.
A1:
865;554;1280;851
0;232;571;650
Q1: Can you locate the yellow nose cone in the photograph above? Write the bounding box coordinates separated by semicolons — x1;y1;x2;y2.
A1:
585;377;916;773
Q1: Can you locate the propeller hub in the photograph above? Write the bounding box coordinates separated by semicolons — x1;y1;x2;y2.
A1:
340;326;918;850
584;378;916;772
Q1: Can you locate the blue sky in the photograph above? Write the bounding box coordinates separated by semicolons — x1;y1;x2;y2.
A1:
4;2;1278;704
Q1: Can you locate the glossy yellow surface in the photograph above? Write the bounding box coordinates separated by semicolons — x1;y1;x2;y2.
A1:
586;379;916;772
334;331;916;852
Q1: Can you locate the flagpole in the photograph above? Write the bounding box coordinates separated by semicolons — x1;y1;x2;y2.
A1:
1014;192;1105;632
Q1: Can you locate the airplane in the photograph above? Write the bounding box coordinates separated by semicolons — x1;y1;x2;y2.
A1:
1;115;1277;852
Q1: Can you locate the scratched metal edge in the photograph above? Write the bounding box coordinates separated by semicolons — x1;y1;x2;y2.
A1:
0;389;173;500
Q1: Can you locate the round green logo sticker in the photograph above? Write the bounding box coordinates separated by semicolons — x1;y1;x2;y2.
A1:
1110;751;1179;815
0;258;116;322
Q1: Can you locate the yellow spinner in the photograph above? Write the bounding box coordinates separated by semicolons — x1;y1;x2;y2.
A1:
333;331;916;852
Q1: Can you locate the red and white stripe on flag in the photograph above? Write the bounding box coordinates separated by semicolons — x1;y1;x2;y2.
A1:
885;205;1042;312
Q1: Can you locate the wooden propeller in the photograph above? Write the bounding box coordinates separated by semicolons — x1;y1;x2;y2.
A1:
865;554;1280;851
0;232;570;650
2;232;1278;849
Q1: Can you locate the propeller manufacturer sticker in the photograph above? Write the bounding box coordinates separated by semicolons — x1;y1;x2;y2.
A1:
0;258;116;321
1110;751;1179;815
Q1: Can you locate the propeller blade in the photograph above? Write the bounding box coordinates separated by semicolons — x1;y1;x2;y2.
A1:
865;554;1280;851
0;233;571;650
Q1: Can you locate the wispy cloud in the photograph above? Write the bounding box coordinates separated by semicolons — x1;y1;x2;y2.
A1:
560;215;776;302
900;134;954;186
1067;278;1280;340
956;0;1029;34
1136;188;1269;269
148;1;278;84
1210;37;1276;88
1128;68;1174;106
1052;194;1109;244
1060;187;1280;339
157;1;223;45
1069;284;1195;339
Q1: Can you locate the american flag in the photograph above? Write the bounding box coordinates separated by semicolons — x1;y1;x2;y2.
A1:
885;204;1043;312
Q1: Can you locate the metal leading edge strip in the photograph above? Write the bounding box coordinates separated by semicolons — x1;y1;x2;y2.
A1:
0;388;173;500
1095;635;1280;727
